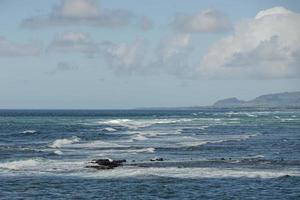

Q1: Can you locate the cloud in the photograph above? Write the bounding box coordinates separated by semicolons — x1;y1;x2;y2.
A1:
138;16;153;31
154;34;195;77
99;34;196;77
157;34;190;61
171;9;231;33
48;32;99;57
56;62;78;71
0;36;42;57
21;0;134;29
46;61;78;75
101;39;148;75
199;7;300;79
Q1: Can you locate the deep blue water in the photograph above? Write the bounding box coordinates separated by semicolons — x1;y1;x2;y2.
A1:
0;108;299;199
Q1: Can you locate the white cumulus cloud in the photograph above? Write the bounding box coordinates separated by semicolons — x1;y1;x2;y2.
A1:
0;36;42;57
48;32;99;57
171;9;231;33
21;0;134;29
200;7;300;79
101;39;148;75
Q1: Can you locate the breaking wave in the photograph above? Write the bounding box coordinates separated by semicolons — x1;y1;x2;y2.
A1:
0;159;40;170
102;127;117;132
49;136;81;148
97;118;194;130
21;130;38;134
81;167;300;179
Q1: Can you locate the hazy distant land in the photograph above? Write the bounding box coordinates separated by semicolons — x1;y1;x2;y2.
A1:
213;91;300;108
137;92;300;110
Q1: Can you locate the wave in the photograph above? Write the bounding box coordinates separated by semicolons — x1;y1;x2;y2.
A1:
131;134;148;141
197;126;210;130
97;118;194;130
0;159;40;170
69;140;127;149
49;136;80;148
179;141;209;147
0;158;86;173
226;112;257;117
137;130;181;137
129;147;155;153
81;167;300;179
1;158;298;179
102;127;117;132
21;130;38;134
280;118;298;122
178;133;260;148
53;150;63;155
99;147;156;154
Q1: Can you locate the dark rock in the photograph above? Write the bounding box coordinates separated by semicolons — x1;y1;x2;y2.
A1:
86;165;114;170
150;157;164;162
87;159;126;170
279;175;291;179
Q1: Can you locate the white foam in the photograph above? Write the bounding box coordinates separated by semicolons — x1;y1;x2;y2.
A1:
49;136;80;148
132;147;155;153
226;112;257;117
107;147;156;154
280;118;297;122
70;140;127;149
0;158;86;173
81;167;300;179
179;141;208;147
0;159;39;170
243;155;265;159
97;118;194;130
138;130;181;137
53;150;63;155
197;126;210;130
132;134;148;141
21;130;37;134
1;159;299;179
102;127;117;132
178;133;259;148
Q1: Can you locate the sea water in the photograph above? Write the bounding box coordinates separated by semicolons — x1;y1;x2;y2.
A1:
0;108;299;199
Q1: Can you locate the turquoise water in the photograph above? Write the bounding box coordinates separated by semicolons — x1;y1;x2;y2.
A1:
0;108;299;199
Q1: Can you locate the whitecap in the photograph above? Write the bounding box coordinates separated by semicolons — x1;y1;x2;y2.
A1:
70;140;127;149
197;126;210;130
102;127;117;132
132;147;155;153
131;134;148;141
138;130;181;137
178;133;260;148
0;159;39;170
21;130;37;134
49;136;80;148
179;141;208;147
53;150;63;155
242;155;265;159
96;118;194;130
0;158;86;174
81;167;300;179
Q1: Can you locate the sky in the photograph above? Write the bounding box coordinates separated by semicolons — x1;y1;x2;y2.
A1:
0;0;300;109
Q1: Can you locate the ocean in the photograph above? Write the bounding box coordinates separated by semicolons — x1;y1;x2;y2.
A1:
0;108;299;199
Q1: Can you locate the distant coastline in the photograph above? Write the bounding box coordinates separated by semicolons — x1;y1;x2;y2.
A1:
213;91;300;108
136;91;300;110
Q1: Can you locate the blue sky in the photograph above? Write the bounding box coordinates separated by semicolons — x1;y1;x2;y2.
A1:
0;0;300;109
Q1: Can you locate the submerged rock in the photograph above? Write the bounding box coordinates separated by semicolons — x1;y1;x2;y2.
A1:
150;157;164;162
86;159;126;170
